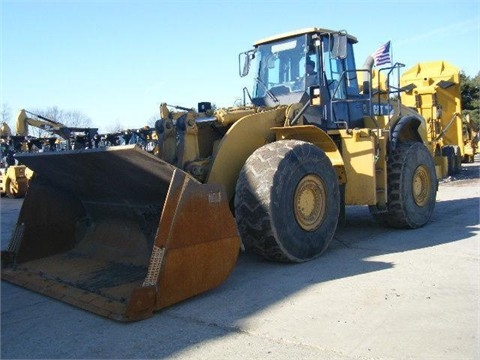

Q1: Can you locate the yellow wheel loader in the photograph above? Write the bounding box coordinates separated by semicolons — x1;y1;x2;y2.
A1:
462;114;479;163
2;28;437;321
400;61;473;177
0;165;31;198
1;123;29;198
1;133;34;199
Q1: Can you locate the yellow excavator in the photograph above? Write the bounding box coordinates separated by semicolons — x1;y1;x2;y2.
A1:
16;109;99;150
2;28;438;321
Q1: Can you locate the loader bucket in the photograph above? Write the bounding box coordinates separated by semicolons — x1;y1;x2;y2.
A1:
1;145;240;321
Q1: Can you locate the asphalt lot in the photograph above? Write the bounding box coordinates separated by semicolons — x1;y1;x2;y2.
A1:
1;158;479;360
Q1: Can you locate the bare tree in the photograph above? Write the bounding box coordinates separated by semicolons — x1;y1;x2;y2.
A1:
33;106;92;127
1;103;11;123
27;106;93;137
1;103;13;138
105;115;157;134
60;110;92;128
147;114;159;128
105;120;125;134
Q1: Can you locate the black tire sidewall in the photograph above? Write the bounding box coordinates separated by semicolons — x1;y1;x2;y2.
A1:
398;142;437;228
453;145;462;173
441;145;455;176
269;141;340;261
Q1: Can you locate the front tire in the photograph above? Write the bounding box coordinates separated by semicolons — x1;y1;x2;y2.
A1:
234;140;340;262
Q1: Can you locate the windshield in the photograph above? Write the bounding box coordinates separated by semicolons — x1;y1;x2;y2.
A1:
253;35;317;98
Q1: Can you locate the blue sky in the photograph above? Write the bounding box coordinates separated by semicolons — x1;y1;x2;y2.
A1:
1;0;479;133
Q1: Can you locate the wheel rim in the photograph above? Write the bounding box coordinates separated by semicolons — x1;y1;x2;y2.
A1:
7;180;19;197
412;165;430;207
294;174;326;231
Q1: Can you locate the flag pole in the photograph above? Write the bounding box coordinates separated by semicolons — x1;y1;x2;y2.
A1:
390;41;394;66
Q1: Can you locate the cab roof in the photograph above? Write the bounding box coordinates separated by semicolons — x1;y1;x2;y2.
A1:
253;27;358;46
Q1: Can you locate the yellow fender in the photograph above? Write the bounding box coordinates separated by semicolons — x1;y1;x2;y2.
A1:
208;106;346;201
207;106;287;200
272;125;346;185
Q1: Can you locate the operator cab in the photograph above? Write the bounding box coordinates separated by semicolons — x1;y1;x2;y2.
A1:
240;28;365;130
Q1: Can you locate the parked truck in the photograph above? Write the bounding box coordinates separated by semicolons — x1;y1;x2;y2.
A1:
400;60;475;177
2;28;437;321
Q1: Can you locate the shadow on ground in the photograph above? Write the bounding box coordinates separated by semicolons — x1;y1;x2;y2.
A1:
1;160;479;359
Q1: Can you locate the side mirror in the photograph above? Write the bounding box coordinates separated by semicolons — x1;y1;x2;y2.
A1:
239;50;255;77
331;33;347;59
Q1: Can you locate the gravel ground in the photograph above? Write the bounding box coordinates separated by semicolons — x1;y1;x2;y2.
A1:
1;155;479;360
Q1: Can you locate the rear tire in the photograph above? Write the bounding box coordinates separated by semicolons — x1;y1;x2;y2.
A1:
441;145;455;176
234;140;340;262
453;145;462;173
373;142;437;229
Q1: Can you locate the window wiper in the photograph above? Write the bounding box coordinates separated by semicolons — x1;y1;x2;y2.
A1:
255;77;279;103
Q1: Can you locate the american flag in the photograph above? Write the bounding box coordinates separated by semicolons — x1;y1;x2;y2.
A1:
372;41;391;66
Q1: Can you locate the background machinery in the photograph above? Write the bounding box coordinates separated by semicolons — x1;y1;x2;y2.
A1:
0;110;99;198
462;113;479;163
98;125;159;153
2;28;437;321
1;120;32;198
16;109;99;150
400;61;476;177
